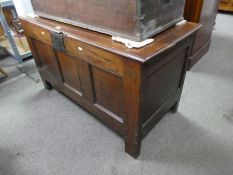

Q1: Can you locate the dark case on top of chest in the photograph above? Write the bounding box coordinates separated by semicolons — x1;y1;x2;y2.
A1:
30;0;185;41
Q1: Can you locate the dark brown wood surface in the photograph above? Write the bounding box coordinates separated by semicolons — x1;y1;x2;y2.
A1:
21;17;200;158
184;0;204;23
30;0;185;41
21;17;201;62
31;0;137;37
184;0;220;69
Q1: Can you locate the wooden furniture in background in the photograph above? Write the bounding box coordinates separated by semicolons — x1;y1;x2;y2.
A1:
21;17;200;158
0;68;7;79
219;0;233;11
184;0;220;69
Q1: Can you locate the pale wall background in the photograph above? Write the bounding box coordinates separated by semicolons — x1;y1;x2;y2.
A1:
12;0;34;17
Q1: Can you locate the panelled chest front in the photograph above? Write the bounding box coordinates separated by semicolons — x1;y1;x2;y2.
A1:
30;0;185;41
21;17;200;158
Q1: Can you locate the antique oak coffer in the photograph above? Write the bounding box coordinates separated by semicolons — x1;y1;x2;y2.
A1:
30;0;185;41
21;17;201;158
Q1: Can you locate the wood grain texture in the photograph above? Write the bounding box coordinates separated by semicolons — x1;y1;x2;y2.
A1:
64;36;124;76
77;60;95;103
21;17;200;158
32;39;60;81
219;0;233;11
21;17;201;62
31;0;137;37
123;60;142;158
30;0;185;41
57;52;82;95
184;0;204;23
92;67;124;119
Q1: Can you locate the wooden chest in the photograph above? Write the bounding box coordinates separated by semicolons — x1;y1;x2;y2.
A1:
21;17;200;158
30;0;185;41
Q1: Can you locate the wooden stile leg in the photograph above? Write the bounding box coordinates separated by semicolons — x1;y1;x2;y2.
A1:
123;60;142;158
170;101;179;113
170;46;191;114
125;139;141;158
41;78;53;90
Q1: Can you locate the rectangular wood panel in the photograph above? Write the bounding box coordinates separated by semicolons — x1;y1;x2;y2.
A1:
57;52;82;94
23;22;52;45
33;39;57;76
142;50;186;122
92;67;124;119
64;36;124;76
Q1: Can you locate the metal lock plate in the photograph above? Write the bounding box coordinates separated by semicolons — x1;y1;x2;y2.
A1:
51;32;65;52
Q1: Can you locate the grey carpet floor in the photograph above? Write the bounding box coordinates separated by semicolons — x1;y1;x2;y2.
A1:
0;13;233;175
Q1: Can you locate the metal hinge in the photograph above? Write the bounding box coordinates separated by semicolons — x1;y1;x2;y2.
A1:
51;31;65;52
